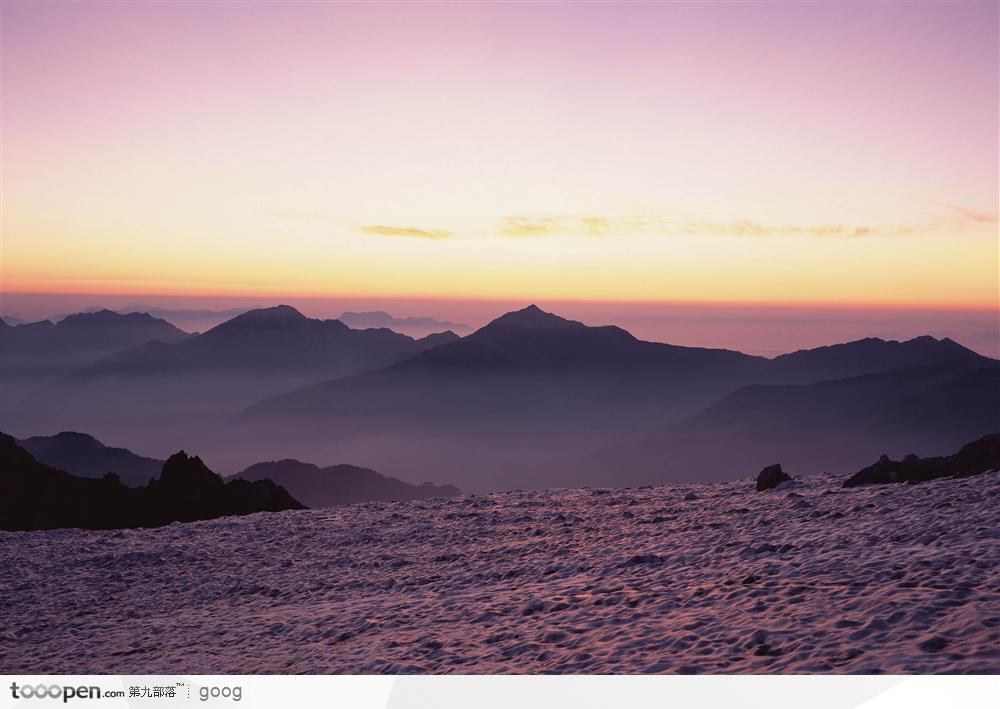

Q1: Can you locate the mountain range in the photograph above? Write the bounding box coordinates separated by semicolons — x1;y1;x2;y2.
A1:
6;305;458;445
4;303;996;490
234;459;460;506
0;433;303;531
583;362;999;487
217;305;996;489
338;310;471;336
17;431;164;487
15;430;461;506
1;309;189;385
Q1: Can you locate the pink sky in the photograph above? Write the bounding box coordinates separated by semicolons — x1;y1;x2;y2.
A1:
1;2;997;325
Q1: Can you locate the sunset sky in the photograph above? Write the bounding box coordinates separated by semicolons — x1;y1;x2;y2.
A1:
1;2;998;312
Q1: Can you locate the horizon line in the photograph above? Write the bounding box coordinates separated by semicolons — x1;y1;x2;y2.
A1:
2;288;998;315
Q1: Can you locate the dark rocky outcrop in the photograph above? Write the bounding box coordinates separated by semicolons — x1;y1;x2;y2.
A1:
843;434;1000;487
0;433;304;531
141;451;305;526
755;463;791;491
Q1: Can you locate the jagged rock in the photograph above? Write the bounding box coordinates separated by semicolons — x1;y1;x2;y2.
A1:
0;433;304;531
755;464;791;491
843;434;1000;487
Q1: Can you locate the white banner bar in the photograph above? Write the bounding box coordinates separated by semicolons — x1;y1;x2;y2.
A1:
2;675;997;709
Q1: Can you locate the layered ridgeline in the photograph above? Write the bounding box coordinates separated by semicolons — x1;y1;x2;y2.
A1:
8;305;458;445
234;460;460;507
585;362;999;487
5;304;995;490
338;310;472;337
16;430;461;505
17;431;164;488
220;306;995;490
0;310;189;400
0;433;303;531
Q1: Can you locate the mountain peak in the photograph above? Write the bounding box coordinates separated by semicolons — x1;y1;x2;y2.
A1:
246;304;306;320
159;450;223;489
57;309;177;328
213;305;310;330
50;431;101;444
60;309;124;324
485;305;577;330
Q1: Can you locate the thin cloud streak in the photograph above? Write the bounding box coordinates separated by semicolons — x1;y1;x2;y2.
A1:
940;203;998;224
285;207;984;242
499;215;924;239
359;225;452;240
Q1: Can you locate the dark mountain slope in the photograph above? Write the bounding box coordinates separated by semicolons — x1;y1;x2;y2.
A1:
234;459;460;507
9;306;457;445
17;431;164;487
201;312;734;484
0;309;189;382
0;433;303;531
770;335;988;382
843;433;1000;487
74;305;456;377
583;363;1000;487
218;307;995;491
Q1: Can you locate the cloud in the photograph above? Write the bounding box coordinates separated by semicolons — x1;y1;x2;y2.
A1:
941;203;998;223
498;214;906;239
500;216;567;237
278;205;954;241
358;225;452;240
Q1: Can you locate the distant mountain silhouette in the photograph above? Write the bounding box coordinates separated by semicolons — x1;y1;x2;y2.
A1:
769;335;986;381
8;306;459;445
217;305;993;489
235;305;766;427
7;303;994;491
235;459;460;507
111;304;252;332
0;309;189;383
339;310;471;335
17;431;164;487
0;433;304;531
583;362;1000;487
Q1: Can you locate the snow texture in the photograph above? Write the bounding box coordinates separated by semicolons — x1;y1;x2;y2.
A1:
2;472;997;674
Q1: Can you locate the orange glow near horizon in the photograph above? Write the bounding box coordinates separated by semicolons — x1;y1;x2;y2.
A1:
1;3;997;312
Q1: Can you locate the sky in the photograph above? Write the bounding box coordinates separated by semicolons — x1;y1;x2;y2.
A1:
1;2;998;332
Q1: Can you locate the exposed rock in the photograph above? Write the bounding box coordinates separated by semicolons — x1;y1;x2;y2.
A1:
755;463;791;491
843;434;1000;487
0;433;304;531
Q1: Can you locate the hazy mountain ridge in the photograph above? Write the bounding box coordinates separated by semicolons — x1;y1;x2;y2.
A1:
17;431;164;488
6;305;459;446
234;459;460;507
338;310;471;336
15;430;460;506
0;309;189;380
5;304;995;491
583;363;1000;488
224;306;994;489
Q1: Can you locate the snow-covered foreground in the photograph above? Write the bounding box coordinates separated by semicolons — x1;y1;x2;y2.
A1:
2;472;998;674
